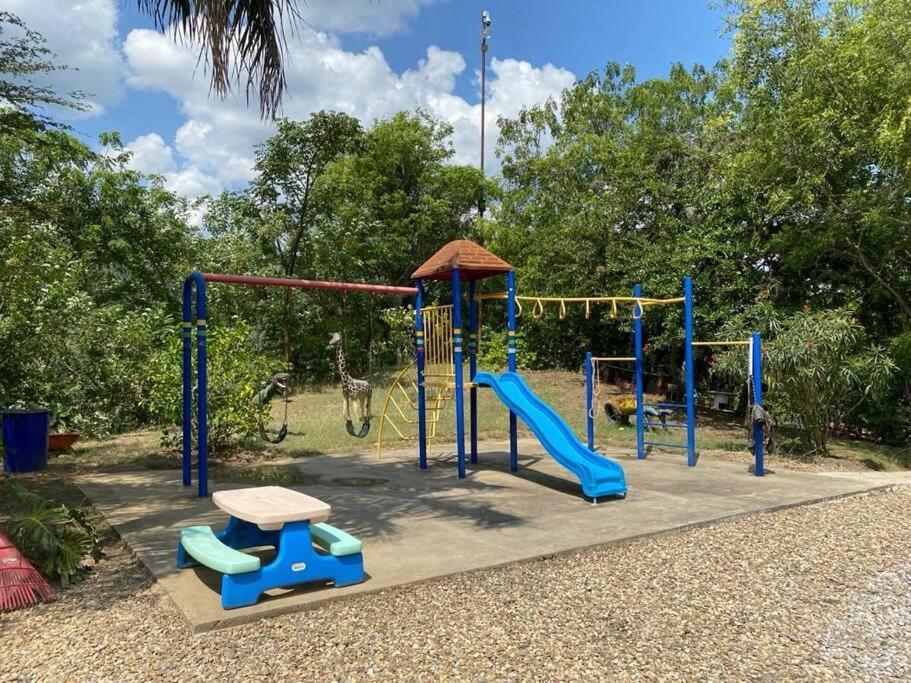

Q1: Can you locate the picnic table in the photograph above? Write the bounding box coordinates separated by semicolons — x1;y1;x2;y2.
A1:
176;486;364;609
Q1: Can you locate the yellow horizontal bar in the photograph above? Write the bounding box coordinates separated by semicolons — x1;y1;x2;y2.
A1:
692;340;750;347
591;357;636;362
474;292;683;305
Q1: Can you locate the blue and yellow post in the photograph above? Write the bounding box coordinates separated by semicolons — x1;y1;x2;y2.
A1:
182;271;209;498
451;268;466;478
633;284;645;460
415;279;427;470
468;280;479;464
506;269;518;472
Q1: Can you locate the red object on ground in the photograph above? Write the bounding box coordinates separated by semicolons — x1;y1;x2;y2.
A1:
0;530;56;612
49;431;82;452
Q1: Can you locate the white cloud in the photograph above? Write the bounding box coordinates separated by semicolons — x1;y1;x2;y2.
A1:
297;0;436;36
122;25;575;197
126;133;176;175
5;0;126;116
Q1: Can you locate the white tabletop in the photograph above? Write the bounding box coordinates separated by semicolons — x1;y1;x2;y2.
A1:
212;486;331;530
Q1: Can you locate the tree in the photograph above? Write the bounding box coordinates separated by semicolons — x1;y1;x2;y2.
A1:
0;12;87;133
136;0;299;119
723;0;911;331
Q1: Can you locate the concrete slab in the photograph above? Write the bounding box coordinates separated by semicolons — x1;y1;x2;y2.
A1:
77;439;911;633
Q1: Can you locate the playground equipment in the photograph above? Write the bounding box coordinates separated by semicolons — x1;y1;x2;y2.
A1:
375;304;454;458
181;271;417;498
176;486;363;609
408;240;628;501
581;279;768;476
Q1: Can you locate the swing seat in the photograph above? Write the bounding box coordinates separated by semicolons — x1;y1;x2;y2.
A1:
346;418;371;438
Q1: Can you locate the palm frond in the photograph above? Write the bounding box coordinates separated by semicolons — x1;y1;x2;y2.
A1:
136;1;301;119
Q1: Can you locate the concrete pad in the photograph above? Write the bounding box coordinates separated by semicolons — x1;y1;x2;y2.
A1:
77;439;911;633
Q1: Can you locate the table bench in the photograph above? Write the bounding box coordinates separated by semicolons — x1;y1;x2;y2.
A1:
176;486;365;609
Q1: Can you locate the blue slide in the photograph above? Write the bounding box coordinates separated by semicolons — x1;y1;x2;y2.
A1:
474;371;627;499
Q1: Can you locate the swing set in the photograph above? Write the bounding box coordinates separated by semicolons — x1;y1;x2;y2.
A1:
181;271;418;498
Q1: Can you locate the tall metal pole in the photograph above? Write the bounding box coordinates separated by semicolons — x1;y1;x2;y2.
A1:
415;280;427;470
452;269;466;479
634;284;645;460
507;269;518;472
684;276;696;467
752;332;764;477
479;10;490;217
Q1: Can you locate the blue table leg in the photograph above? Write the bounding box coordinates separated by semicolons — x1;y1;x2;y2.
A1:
220;520;364;609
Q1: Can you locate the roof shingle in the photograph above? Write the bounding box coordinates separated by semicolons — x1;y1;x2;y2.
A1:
411;240;513;281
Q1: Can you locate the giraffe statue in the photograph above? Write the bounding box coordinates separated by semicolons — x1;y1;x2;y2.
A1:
329;332;372;437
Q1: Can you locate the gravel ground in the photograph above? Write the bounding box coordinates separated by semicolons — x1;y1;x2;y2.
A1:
2;487;909;682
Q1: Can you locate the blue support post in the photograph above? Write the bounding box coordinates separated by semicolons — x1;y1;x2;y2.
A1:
415;280;427;470
585;352;595;450
506;269;518;472
182;272;208;497
684;276;696;467
634;284;645;459
752;331;764;477
181;279;193;488
452;269;466;479
468;280;478;464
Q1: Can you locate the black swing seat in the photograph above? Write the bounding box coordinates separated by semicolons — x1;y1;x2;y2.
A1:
346;418;371;438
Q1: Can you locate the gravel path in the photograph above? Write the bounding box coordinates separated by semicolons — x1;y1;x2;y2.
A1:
2;487;909;682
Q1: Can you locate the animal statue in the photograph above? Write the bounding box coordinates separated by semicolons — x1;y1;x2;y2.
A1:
329;332;372;438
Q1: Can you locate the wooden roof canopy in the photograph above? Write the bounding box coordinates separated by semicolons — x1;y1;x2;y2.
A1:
411;240;513;281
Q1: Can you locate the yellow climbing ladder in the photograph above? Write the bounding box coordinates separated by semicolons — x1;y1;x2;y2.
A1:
376;305;455;459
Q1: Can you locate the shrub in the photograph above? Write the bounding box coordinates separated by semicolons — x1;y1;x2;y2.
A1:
143;321;278;452
476;328;540;371
763;309;895;455
3;482;104;585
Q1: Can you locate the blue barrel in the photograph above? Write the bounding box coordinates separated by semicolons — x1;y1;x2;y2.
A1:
2;409;50;473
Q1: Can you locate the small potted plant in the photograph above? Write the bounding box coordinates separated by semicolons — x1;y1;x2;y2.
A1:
48;405;82;453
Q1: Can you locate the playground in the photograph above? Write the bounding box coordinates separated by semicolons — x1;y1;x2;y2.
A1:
75;437;911;632
63;239;911;626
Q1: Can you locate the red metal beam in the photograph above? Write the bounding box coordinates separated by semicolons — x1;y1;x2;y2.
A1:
201;272;418;296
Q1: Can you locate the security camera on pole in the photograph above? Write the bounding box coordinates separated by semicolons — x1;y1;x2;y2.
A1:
479;10;491;217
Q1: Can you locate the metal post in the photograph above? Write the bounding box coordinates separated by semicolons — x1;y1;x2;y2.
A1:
586;352;594;450
479;10;490;216
415;280;427;470
507;269;518;472
194;276;209;497
452;269;466;479
634;284;645;459
752;332;764;477
468;279;478;464
181;278;193;488
684;276;696;467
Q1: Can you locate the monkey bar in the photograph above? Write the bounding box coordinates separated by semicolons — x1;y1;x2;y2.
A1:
182;271;417;498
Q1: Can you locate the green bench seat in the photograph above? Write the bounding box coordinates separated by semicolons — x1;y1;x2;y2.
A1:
180;526;261;575
311;522;362;556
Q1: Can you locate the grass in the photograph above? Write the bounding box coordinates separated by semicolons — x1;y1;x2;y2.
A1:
48;367;911;475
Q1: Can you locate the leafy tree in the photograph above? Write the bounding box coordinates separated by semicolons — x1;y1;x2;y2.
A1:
0;12;87;133
723;0;911;329
763;308;894;454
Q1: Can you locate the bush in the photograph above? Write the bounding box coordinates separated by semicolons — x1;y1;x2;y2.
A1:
3;482;104;585
763;309;895;455
476;328;540;371
143;321;278;452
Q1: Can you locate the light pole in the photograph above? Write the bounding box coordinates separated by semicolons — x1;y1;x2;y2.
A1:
479;10;491;217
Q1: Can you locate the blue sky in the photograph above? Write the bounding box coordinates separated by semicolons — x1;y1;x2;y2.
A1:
11;1;730;198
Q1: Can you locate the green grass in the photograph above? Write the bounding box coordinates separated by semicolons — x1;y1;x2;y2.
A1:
54;367;911;474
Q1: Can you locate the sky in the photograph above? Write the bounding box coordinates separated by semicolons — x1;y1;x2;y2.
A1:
8;0;731;200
